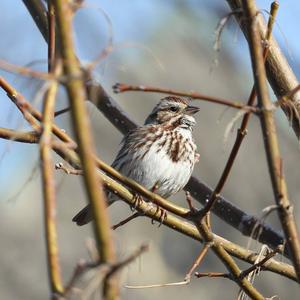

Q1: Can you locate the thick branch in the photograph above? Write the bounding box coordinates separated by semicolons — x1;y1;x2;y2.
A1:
241;0;300;281
51;1;117;299
226;0;300;138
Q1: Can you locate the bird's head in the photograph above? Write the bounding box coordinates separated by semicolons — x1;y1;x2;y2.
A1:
144;96;200;125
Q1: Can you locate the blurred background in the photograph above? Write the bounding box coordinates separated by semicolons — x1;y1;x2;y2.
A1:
0;0;299;299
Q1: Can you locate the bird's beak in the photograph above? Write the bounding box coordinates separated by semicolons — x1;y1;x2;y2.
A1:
184;105;200;115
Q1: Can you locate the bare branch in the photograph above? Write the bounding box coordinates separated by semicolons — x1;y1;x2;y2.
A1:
40;61;64;296
225;0;300;138
241;0;300;281
51;1;118;299
113;83;258;113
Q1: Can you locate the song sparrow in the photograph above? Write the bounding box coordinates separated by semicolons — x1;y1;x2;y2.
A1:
73;96;200;225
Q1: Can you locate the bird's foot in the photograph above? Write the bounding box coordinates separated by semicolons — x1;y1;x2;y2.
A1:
151;205;167;227
130;193;144;211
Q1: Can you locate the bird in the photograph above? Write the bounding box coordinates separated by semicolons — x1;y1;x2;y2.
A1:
72;96;200;225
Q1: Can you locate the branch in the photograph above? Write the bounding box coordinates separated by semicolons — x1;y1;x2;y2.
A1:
241;0;300;281
239;245;283;279
51;1;117;299
63;244;149;298
40;61;63;296
113;83;258;113
225;0;300;139
0;127;39;143
22;0;49;42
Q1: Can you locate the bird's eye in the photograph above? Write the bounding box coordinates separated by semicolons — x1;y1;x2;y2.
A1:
169;106;178;112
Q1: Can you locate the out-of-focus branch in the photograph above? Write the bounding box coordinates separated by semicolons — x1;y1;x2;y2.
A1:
0;128;39;143
241;0;300;281
51;1;118;299
225;0;300;138
0;75;73;145
22;0;49;42
47;1;56;71
63;244;149;298
40;61;63;296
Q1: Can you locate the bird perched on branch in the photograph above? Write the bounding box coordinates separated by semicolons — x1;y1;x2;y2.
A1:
72;96;200;225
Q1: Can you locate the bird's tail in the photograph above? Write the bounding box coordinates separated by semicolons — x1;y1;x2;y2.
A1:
72;197;115;226
72;204;93;226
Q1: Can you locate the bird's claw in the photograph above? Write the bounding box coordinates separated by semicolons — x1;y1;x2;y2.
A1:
151;205;167;227
131;194;144;211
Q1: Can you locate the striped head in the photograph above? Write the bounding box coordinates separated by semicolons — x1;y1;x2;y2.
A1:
144;96;200;125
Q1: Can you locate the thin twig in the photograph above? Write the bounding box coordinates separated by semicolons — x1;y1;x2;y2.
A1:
0;58;54;81
64;244;148;298
239;245;283;279
187;194;266;299
0;75;75;145
126;242;210;289
113;83;258;113
55;162;83;175
195;272;229;279
111;212;140;230
184;243;211;282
